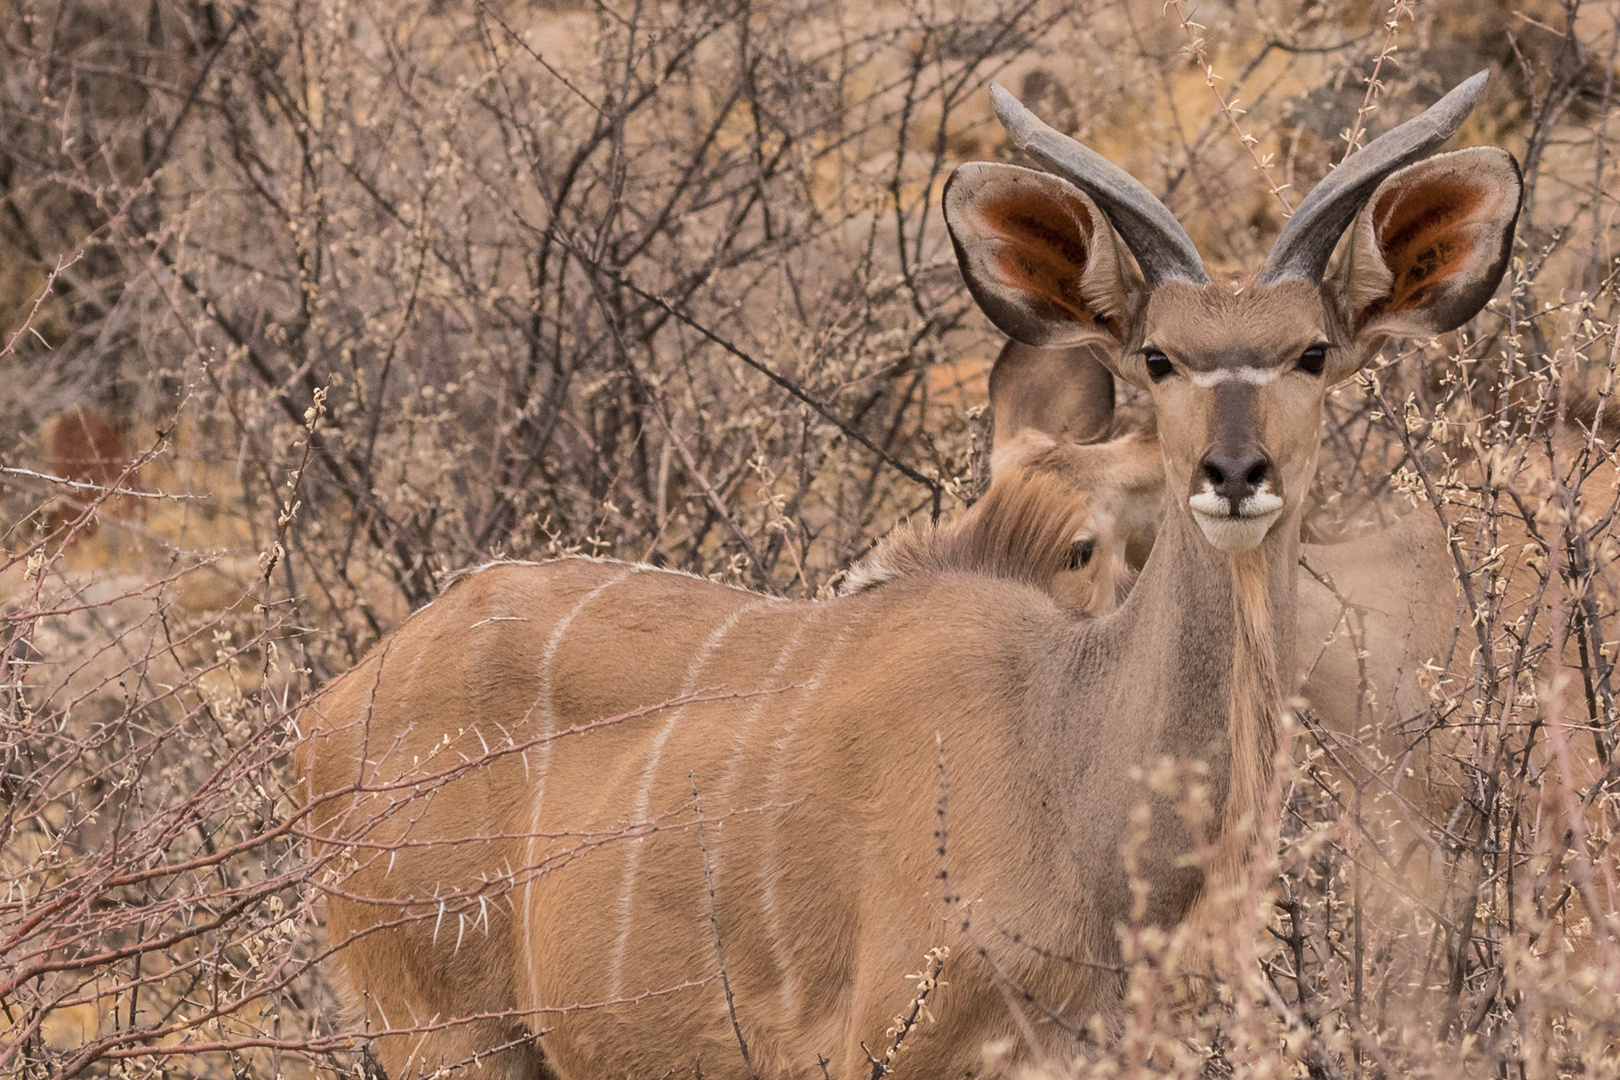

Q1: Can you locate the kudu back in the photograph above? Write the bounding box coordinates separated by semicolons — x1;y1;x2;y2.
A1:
299;75;1519;1079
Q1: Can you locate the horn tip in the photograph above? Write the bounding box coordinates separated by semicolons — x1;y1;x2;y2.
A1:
989;83;1035;144
1441;70;1491;116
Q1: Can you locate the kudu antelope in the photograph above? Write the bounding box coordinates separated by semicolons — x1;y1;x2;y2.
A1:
845;341;1161;616
936;342;1450;776
938;374;1620;982
957;340;1615;860
936;343;1468;859
1292;443;1619;897
42;406;142;537
299;74;1519;1079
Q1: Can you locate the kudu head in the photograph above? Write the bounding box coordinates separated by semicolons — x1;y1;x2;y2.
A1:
843;339;1158;613
985;340;1161;613
945;72;1521;554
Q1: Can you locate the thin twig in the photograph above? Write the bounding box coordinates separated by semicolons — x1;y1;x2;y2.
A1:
1164;0;1295;213
1340;0;1413;160
691;772;760;1080
0;466;205;502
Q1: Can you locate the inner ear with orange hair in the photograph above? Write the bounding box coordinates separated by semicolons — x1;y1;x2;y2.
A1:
1333;147;1522;344
943;163;1136;350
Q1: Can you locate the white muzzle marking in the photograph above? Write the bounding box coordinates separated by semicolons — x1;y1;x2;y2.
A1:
1188;488;1284;552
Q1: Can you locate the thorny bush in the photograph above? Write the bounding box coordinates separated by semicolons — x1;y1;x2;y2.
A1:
1;0;1618;1076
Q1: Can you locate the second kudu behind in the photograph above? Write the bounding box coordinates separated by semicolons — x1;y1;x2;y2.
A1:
299;73;1519;1078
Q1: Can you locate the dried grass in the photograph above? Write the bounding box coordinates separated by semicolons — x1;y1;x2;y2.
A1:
2;0;1618;1076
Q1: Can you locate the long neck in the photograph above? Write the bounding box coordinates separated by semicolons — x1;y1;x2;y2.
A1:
1069;496;1297;906
1219;534;1288;880
1159;498;1292;833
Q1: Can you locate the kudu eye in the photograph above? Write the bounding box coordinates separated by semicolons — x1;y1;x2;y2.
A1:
1297;344;1328;376
1068;536;1096;570
1144;350;1173;382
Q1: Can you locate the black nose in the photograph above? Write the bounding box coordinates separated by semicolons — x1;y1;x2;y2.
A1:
1201;449;1272;505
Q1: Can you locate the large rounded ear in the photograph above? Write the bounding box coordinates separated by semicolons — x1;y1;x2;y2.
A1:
1332;147;1521;348
944;162;1138;351
988;341;1116;476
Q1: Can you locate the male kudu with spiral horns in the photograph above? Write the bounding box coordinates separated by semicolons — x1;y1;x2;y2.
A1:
299;73;1520;1079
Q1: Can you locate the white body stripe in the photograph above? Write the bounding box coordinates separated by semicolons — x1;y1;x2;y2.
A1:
521;567;638;1013
605;601;765;998
758;615;862;1020
709;611;820;887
